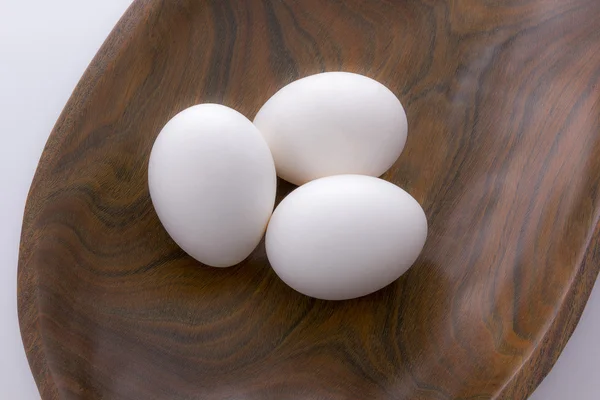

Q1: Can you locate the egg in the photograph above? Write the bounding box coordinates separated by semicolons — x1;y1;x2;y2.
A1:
253;72;408;186
265;175;427;300
148;104;276;268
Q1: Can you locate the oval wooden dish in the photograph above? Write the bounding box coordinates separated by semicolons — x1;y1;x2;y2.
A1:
18;1;600;399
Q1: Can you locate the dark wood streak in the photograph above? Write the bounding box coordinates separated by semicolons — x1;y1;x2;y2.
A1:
263;0;301;81
18;0;600;399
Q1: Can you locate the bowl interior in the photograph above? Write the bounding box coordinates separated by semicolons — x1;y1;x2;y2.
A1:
18;1;600;399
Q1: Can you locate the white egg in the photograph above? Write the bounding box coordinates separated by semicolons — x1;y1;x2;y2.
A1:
253;72;408;186
148;104;276;268
265;175;427;300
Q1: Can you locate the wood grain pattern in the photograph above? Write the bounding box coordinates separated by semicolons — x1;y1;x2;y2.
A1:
18;0;600;399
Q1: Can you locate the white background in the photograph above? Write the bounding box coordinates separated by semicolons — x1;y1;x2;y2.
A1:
1;1;599;399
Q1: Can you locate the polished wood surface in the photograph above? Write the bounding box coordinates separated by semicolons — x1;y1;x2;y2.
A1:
18;0;600;399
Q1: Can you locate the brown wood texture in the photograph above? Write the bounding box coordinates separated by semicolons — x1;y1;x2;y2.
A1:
18;0;600;399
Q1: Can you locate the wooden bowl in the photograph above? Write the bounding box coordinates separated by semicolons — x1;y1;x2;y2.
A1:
18;1;600;399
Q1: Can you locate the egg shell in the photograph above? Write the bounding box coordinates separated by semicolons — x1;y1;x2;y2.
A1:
265;175;427;300
148;104;276;268
253;72;408;185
